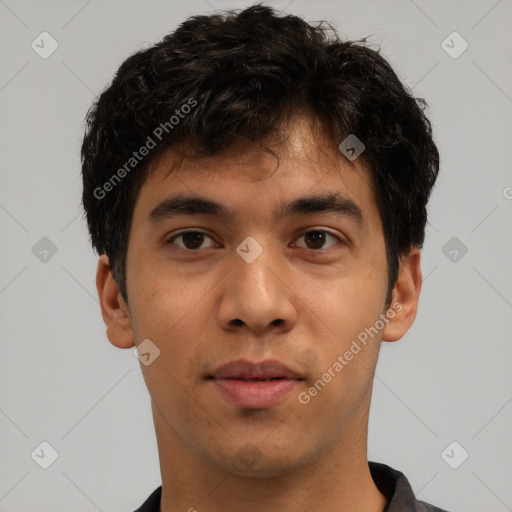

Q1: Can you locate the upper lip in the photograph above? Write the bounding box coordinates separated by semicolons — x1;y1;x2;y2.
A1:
209;359;304;380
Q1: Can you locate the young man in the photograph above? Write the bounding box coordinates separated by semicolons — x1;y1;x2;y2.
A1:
81;5;446;511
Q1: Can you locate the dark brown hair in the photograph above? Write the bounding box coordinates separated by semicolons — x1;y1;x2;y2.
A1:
81;4;439;305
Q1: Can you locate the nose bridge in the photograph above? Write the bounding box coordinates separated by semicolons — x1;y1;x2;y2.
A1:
217;234;296;333
233;235;280;305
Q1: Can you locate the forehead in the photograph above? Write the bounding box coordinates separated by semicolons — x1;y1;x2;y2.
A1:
133;115;379;230
160;116;357;176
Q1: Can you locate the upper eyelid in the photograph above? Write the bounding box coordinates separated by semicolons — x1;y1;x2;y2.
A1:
167;229;216;242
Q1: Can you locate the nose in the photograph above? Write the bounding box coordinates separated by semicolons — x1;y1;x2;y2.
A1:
217;239;298;335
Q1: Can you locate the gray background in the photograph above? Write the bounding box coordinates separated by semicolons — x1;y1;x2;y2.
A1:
1;0;511;510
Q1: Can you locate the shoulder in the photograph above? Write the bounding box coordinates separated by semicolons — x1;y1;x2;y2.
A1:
369;461;451;512
416;500;451;512
131;486;162;512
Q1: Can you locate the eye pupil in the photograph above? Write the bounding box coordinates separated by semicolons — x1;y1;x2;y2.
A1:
182;232;204;250
305;231;326;249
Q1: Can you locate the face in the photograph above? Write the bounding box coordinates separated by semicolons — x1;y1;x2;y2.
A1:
98;115;421;478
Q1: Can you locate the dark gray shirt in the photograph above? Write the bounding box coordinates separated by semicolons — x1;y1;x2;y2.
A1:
133;461;450;511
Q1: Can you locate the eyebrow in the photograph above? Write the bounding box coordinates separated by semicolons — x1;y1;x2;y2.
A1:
148;192;365;228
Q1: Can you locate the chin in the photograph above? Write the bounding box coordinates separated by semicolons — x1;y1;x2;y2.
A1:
206;443;314;479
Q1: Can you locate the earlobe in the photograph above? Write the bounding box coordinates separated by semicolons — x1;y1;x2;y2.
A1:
96;254;135;348
381;246;422;342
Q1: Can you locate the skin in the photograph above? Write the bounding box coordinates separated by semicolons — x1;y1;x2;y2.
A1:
97;115;422;512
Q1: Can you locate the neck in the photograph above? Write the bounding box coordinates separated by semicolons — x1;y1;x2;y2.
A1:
153;394;387;512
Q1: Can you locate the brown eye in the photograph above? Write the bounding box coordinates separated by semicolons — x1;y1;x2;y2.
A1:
294;230;341;250
168;231;216;251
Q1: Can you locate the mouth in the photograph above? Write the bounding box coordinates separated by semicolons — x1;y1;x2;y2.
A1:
214;377;288;381
207;359;304;409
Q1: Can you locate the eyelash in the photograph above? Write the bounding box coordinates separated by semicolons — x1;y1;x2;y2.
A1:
166;229;344;252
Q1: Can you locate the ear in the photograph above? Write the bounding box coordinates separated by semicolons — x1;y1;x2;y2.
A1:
381;246;422;342
96;254;135;348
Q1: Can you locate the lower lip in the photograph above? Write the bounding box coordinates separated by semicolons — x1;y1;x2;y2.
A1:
211;378;301;408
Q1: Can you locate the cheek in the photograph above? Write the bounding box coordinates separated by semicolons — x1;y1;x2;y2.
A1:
129;272;216;415
296;259;386;402
126;246;207;336
127;262;224;391
301;260;387;341
130;279;213;356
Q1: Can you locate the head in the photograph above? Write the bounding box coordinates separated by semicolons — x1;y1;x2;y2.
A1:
82;5;438;477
